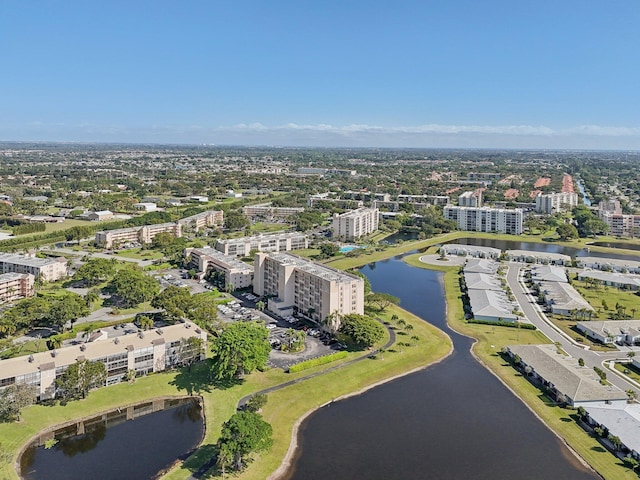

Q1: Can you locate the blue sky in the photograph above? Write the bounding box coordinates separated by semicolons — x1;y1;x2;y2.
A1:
1;1;639;149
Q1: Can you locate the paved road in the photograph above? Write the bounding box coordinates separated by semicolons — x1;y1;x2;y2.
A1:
505;262;638;396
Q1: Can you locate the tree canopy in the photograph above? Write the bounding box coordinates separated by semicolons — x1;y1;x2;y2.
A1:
366;292;400;311
109;267;159;307
0;383;37;422
55;359;107;402
152;285;192;320
210;322;270;382
73;258;116;286
216;411;273;472
339;314;385;348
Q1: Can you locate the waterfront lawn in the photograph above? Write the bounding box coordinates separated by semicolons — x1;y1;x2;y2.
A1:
201;304;452;480
438;269;637;480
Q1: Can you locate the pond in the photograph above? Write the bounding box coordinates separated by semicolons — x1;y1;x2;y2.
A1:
381;230;420;244
20;397;204;480
445;237;640;262
284;255;598;480
589;241;640;252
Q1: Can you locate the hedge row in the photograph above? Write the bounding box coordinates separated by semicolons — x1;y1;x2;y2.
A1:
466;319;537;330
288;351;349;373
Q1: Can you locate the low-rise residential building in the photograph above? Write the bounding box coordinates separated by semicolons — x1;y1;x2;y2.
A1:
576;320;640;345
189;195;209;203
253;252;364;324
0;272;35;303
506;344;628;407
95;222;182;248
187;247;253;290
0;321;206;400
463;258;499;275
463;272;502;291
583;403;640;460
535;192;579;214
0;253;67;282
577;256;640;274
577;270;640;290
529;265;568;284
443;206;523;235
506;250;571;265
466;289;518;322
441;244;501;259
214;232;308;257
332;207;379;241
178;209;224;232
87;210;114;221
242;203;304;223
133;202;158;212
538;280;593;316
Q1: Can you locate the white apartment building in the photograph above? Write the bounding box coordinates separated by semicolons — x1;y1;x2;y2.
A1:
332;207;379;241
187;247;253;289
535;192;579;214
253;252;364;324
0;321;206;400
0;253;67;282
444;206;523;235
215;232;308;257
178;209;224;232
0;272;35;303
96;222;182;248
458;190;483;207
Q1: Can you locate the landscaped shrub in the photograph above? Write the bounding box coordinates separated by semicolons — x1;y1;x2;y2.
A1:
466;319;537;330
288;351;348;373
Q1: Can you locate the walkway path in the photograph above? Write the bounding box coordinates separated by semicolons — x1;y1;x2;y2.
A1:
185;319;397;480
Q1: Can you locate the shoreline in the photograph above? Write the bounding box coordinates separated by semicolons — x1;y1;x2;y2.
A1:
267;334;455;480
421;257;604;478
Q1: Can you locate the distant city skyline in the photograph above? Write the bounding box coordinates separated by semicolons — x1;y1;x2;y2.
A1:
1;1;639;149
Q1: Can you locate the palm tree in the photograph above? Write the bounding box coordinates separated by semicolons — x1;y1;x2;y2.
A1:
255;301;265;312
626;389;637;402
627;351;636;362
405;324;414;333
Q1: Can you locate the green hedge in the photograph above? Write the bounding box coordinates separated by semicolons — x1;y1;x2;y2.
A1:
466;319;537;330
288;351;348;373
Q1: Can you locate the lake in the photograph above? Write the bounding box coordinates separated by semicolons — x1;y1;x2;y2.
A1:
284;255;598;480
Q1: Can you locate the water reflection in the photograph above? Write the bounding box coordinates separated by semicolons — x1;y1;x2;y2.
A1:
21;397;203;480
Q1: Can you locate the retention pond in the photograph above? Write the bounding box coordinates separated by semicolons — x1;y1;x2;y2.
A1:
20;397;204;480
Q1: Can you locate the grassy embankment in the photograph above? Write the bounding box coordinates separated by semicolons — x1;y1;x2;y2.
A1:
1;298;450;480
402;251;638;480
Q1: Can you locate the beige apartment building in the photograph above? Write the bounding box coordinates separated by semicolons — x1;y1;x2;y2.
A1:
95;222;182;248
215;232;308;257
0;253;67;282
535;192;579;214
332;207;379;241
253;252;364;324
0;321;206;400
178;209;224;232
0;272;35;303
187;246;253;289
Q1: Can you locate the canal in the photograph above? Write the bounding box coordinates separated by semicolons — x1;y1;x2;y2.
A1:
285;255;598;480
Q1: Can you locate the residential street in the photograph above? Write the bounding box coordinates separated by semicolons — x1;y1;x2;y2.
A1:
505;263;639;397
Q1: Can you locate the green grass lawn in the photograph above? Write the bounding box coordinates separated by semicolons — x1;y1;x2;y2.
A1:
0;302;451;480
114;248;164;260
572;280;640;319
613;361;640;383
43;219;95;234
